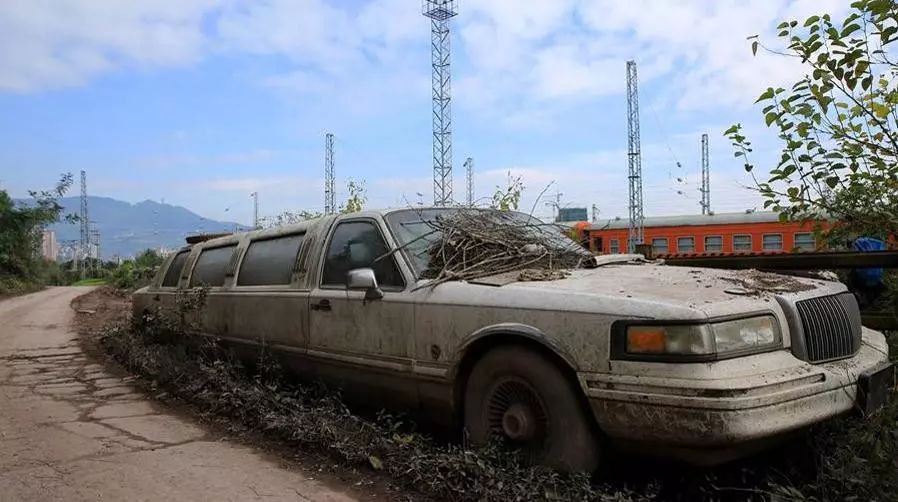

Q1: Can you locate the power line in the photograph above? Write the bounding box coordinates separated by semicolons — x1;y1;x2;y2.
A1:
423;0;458;206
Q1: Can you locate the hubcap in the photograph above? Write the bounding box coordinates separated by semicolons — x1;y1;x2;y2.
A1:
485;377;548;453
502;403;535;440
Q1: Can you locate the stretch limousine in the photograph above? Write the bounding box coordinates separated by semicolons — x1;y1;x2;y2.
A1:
133;208;893;471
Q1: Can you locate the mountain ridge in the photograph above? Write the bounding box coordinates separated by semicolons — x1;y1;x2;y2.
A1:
33;196;247;259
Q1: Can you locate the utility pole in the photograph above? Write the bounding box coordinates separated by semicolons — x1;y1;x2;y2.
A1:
463;156;473;206
250;192;259;229
423;0;458;206
700;133;711;215
591;204;598;223
626;60;645;253
79;170;89;277
90;227;100;273
324;132;335;215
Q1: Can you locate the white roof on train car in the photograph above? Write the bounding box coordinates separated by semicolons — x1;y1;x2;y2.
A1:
588;211;783;230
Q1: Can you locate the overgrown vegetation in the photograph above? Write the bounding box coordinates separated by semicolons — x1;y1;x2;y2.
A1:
104;298;643;502
490;172;525;211
727;0;898;244
108;249;164;290
0;174;76;294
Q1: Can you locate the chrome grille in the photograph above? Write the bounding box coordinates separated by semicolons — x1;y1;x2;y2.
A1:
796;293;861;363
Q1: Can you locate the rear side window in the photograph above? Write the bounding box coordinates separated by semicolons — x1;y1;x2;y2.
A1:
162;251;190;288
190;245;236;287
237;234;304;286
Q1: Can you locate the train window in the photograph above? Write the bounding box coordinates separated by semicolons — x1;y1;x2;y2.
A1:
162;250;190;288
794;233;815;251
190;244;237;287
651;238;668;254
677;237;695;253
609;239;620;254
237;233;304;286
762;234;783;251
704;235;723;252
733;234;752;252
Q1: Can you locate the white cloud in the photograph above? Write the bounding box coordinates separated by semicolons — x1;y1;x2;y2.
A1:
2;0;850;117
0;0;220;91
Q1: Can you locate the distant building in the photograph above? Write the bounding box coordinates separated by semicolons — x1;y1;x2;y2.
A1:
40;230;59;261
556;207;588;223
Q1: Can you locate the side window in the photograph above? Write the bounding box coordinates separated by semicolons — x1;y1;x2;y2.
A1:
733;234;752;252
322;221;404;289
238;234;304;286
190;244;237;287
609;239;620;254
704;235;723;252
762;234;783;251
651;238;668;254
677;236;695;253
162;250;190;288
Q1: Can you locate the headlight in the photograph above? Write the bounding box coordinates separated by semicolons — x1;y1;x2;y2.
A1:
711;316;780;353
620;315;781;360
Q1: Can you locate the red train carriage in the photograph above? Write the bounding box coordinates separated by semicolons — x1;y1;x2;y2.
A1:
574;211;826;256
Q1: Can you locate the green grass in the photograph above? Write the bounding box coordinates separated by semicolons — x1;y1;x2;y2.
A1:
72;278;107;286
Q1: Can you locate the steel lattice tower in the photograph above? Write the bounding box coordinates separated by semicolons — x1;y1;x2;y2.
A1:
700;133;711;215
463;156;473;205
79;170;89;261
324;133;335;214
626;61;644;253
423;0;458;206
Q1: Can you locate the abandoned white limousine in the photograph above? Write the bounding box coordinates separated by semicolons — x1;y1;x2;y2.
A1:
133;208;894;471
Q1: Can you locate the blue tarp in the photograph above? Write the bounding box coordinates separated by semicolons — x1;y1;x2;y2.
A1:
852;237;886;287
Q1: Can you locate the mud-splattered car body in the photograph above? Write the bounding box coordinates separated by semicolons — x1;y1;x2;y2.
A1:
133;208;893;465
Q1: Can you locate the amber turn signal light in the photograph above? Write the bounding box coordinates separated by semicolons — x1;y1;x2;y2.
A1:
626;327;667;353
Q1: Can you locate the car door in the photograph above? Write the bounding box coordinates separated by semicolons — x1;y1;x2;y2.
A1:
308;217;417;410
227;232;310;349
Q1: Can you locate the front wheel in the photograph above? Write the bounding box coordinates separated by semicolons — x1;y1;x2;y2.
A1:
463;345;601;472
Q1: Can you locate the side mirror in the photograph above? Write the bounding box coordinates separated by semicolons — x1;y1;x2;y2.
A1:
347;268;384;300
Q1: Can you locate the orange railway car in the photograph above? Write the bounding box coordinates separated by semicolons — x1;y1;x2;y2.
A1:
575;211;825;256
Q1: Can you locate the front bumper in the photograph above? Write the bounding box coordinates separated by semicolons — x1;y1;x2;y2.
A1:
581;327;892;460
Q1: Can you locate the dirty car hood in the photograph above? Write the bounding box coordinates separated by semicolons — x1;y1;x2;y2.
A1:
502;263;845;315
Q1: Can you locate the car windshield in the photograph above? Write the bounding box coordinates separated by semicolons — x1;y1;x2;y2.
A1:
384;208;590;277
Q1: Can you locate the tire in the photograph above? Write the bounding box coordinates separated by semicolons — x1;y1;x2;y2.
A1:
463;345;601;472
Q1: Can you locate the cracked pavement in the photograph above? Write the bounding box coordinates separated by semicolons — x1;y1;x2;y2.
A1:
0;287;357;501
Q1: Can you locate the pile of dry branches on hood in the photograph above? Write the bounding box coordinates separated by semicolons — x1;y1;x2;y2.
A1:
419;209;594;286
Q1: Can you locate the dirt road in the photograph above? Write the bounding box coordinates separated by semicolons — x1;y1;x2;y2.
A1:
0;287;358;501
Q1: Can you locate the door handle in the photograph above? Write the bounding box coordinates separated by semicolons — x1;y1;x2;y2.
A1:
311;299;331;312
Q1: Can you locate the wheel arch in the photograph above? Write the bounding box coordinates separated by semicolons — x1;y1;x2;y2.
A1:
449;323;584;424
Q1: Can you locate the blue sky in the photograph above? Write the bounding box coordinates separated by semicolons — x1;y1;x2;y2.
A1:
0;0;848;225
